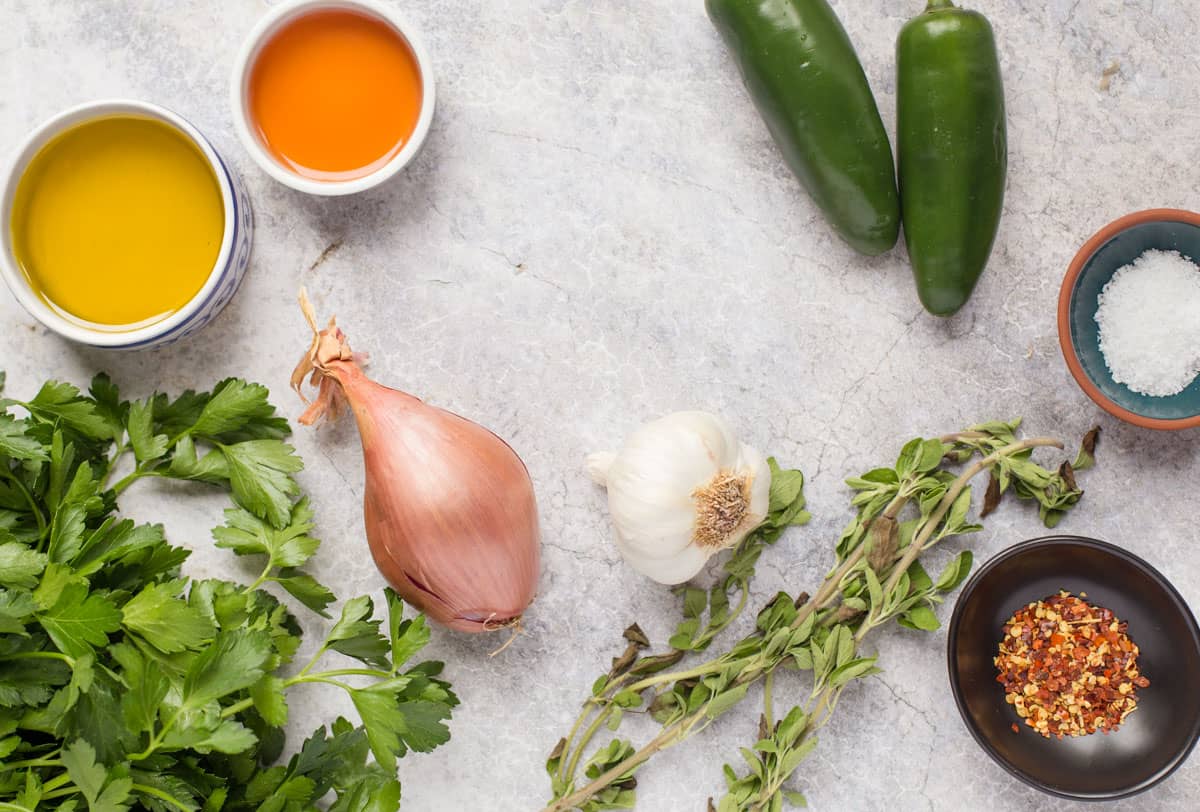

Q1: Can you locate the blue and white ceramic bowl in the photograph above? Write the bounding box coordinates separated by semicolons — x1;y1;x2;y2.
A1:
0;99;253;349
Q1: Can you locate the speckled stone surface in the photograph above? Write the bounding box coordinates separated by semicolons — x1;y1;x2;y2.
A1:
4;0;1200;809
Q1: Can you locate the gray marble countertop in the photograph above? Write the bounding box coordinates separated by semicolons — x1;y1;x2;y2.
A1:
4;0;1200;809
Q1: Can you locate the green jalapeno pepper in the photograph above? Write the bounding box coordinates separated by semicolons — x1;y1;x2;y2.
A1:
897;0;1007;316
707;0;900;256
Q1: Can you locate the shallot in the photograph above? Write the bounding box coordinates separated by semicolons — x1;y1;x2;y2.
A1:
292;290;540;633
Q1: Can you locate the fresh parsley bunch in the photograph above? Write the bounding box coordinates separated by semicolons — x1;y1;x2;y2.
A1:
0;372;457;810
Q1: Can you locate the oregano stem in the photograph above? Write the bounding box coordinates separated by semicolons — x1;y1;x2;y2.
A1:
555;707;598;785
562;710;613;785
623;658;729;696
556;530;785;789
545;721;688;812
789;488;912;633
763;670;775;728
881;437;1062;598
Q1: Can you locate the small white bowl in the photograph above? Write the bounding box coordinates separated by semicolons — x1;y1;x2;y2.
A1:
230;0;436;196
0;99;254;350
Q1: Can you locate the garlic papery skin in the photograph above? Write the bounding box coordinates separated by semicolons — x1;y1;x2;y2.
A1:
587;411;770;585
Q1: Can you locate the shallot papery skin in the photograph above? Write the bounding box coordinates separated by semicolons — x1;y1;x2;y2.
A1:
293;296;541;633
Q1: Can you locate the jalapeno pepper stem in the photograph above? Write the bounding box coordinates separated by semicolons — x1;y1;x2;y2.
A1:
926;0;957;10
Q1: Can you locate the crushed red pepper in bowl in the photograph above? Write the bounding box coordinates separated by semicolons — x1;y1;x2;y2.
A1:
995;591;1149;739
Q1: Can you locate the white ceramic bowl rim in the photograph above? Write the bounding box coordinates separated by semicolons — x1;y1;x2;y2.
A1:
0;99;239;348
229;0;437;197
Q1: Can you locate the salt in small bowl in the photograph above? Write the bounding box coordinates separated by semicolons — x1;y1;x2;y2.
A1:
1058;208;1200;430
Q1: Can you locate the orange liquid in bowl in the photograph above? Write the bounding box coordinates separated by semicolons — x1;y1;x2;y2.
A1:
248;7;424;181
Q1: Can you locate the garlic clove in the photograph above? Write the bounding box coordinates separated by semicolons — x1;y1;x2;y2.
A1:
586;451;617;486
738;442;771;526
618;536;711;585
665;411;740;464
605;494;696;557
602;469;698;557
621;412;737;493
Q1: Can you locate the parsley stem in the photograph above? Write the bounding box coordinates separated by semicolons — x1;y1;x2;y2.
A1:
38;773;74;796
0;650;74;667
244;565;273;595
0;471;46;540
296;645;329;678
0;803;35;812
39;786;80;802
111;465;162;496
293;668;391;681
131;783;193;811
99;441;129;489
218;669;383;724
0;755;61;769
219;697;255;719
130;707;182;761
288;675;353;692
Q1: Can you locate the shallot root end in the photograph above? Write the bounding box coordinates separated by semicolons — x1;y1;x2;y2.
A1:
293;287;358;424
487;616;525;657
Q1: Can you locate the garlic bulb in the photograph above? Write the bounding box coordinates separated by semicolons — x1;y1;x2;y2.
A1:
587;411;770;584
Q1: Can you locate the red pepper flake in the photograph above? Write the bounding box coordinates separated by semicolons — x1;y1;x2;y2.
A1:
994;591;1148;739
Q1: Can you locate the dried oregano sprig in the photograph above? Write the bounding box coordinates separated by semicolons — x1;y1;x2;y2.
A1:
544;420;1096;812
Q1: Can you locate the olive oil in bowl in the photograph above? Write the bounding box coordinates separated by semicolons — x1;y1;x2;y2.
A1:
10;115;225;330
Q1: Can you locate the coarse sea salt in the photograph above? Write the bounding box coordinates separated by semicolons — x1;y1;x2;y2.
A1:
1094;249;1200;397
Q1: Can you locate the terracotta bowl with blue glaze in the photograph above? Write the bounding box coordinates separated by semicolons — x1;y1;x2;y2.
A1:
1058;208;1200;430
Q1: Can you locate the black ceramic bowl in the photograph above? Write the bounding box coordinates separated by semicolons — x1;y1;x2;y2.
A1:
947;536;1200;800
